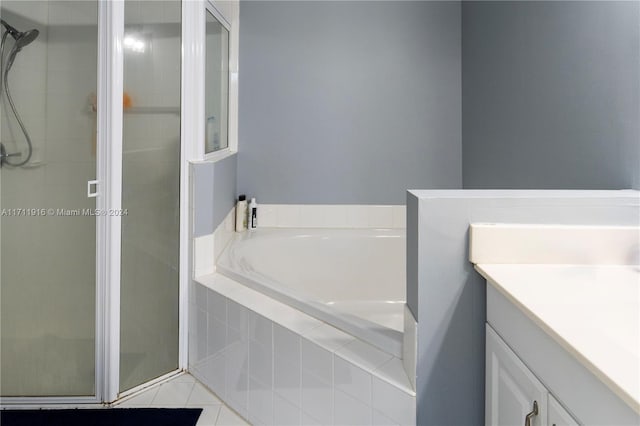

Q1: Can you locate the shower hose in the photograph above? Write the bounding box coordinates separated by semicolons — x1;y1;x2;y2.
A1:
0;30;33;167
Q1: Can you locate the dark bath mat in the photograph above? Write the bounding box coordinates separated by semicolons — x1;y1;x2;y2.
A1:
0;407;203;426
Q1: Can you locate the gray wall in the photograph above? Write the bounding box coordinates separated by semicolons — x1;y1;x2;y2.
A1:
192;154;238;237
237;1;462;205
408;190;640;425
462;1;640;190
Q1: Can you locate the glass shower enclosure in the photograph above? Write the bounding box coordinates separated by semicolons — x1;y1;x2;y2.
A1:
0;0;183;403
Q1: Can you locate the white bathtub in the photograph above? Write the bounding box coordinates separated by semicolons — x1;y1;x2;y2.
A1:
216;228;406;356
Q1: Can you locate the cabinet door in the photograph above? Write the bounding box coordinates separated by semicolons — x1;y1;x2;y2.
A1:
486;325;548;426
548;394;579;426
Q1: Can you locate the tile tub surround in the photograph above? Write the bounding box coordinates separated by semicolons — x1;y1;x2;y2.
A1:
193;204;404;279
193;208;236;277
190;274;416;426
257;204;406;229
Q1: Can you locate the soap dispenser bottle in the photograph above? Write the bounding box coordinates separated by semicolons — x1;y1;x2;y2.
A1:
249;198;258;231
235;195;247;232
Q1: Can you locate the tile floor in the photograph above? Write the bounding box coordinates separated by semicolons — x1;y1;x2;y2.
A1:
114;373;249;426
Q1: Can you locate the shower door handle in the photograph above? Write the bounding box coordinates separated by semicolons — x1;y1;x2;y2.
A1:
87;180;99;198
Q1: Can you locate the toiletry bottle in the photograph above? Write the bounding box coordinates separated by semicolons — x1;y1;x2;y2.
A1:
249;198;258;231
235;195;247;232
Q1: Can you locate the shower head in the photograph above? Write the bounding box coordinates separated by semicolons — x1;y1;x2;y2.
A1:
14;29;39;48
1;19;39;50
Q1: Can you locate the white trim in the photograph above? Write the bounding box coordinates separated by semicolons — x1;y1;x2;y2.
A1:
203;147;235;163
179;0;204;370
206;1;231;29
115;369;183;401
202;0;239;161
99;0;124;404
0;397;102;408
227;1;239;155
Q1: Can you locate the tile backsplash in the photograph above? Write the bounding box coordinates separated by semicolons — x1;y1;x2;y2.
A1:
258;204;406;229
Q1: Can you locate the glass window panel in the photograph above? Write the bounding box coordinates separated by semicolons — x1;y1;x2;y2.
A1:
205;10;229;154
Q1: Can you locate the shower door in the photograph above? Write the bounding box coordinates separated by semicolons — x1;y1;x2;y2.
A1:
118;0;182;393
0;0;184;403
0;0;99;398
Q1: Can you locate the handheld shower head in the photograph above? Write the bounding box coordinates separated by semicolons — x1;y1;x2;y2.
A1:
14;29;39;49
1;19;39;50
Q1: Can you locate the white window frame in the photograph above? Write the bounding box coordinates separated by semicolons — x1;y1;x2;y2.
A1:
202;0;239;163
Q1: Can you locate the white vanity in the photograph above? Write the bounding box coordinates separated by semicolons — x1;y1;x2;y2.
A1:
470;224;640;425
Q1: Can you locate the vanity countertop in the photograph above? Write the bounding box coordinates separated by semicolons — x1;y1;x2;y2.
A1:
475;263;640;414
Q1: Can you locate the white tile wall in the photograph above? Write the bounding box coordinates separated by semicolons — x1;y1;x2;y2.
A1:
190;274;416;425
335;389;372;425
274;392;301;425
193;208;236;278
194;233;215;278
273;324;301;407
248;377;273;425
334;356;371;405
256;204;406;229
335;339;393;373
402;306;418;391
372;376;416;426
214;207;236;260
301;370;333;424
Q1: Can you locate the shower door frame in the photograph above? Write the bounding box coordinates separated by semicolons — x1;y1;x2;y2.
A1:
97;0;194;404
0;0;193;405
